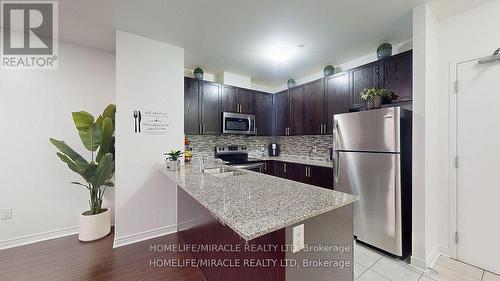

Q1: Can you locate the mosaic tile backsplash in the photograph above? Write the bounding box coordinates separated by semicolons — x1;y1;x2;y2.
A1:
186;135;332;161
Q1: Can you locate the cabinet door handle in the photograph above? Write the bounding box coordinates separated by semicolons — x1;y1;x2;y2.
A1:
199;124;202;134
284;163;287;173
305;166;308;177
203;125;205;134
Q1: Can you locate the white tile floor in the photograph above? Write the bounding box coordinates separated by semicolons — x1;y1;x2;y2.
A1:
354;243;500;281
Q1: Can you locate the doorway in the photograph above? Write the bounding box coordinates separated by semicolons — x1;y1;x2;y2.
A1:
453;57;500;274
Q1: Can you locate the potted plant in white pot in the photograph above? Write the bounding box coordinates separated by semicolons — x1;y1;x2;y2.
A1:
49;104;116;242
164;150;183;171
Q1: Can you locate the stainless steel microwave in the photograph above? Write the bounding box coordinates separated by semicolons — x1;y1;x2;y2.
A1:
222;112;256;135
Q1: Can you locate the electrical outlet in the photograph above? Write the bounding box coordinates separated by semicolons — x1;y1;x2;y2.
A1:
292;224;304;253
1;208;12;220
312;146;317;153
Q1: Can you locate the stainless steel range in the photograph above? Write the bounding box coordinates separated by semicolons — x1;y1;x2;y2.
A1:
215;145;264;172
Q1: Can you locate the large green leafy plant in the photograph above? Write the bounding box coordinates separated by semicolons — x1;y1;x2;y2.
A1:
50;104;116;215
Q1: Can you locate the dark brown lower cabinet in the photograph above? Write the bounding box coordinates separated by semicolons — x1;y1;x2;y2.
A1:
263;161;275;175
273;161;288;178
287;162;308;184
308;165;334;189
263;160;333;190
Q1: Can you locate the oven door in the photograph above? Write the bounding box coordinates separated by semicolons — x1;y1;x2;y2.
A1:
231;162;264;173
222;112;256;135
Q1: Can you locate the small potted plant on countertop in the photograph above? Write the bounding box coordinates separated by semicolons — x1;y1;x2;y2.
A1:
360;88;393;110
49;104;116;242
164;150;183;171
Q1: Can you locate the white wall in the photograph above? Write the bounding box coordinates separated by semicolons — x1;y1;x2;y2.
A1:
0;39;115;249
411;3;440;270
216;71;251;89
114;31;184;247
436;0;500;257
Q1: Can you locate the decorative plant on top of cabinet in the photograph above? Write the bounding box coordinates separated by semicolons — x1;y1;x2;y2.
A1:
360;88;392;110
49;104;115;242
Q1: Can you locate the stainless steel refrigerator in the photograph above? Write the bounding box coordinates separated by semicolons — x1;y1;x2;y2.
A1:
333;107;412;258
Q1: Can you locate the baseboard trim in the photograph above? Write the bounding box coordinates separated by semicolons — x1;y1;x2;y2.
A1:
411;256;428;272
113;224;177;248
427;246;441;269
439;244;450;257
0;226;78;250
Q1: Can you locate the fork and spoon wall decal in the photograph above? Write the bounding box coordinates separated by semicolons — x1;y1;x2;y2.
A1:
133;110;142;133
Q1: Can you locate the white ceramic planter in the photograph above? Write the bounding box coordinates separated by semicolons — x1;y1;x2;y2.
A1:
79;208;111;242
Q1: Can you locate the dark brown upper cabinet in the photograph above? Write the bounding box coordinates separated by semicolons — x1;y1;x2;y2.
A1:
325;72;350;134
382;50;413;102
200;81;221;134
350;61;382;110
184;78;201;135
237;88;256;114
273;90;289;136
220;85;238;113
288;86;304;135
220;85;255;114
254;92;273;136
303;78;326;135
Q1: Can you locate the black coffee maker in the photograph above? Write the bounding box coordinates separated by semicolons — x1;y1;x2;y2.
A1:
268;143;280;156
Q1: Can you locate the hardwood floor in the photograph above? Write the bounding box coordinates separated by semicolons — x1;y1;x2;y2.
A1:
0;230;206;281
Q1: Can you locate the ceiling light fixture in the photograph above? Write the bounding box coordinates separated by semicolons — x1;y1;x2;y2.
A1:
265;46;295;63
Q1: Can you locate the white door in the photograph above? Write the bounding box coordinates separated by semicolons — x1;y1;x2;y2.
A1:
457;60;500;274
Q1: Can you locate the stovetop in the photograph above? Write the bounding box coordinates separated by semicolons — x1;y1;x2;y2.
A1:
214;145;263;165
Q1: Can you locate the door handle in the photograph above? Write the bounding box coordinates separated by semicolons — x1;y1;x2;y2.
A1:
384;115;393;119
335;151;340;183
333;120;340;150
247;117;252;134
284;163;287;173
305;166;308;177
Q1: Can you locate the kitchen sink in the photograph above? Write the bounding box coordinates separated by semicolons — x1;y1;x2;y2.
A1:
203;167;243;178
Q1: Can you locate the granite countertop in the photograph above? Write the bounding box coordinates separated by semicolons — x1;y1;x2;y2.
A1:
257;156;333;168
162;162;357;241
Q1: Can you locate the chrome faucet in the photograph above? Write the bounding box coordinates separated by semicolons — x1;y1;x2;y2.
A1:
199;156;205;173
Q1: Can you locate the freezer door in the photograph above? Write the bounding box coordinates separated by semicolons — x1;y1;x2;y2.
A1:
334;107;400;153
335;151;402;256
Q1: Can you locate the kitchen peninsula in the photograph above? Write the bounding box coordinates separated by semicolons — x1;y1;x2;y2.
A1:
163;162;358;281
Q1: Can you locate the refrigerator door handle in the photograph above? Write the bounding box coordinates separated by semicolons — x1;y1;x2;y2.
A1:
333;120;341;183
333;120;340;150
335;151;340;183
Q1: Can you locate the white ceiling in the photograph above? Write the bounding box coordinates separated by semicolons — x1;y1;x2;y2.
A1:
58;0;115;52
29;0;493;87
115;0;424;86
